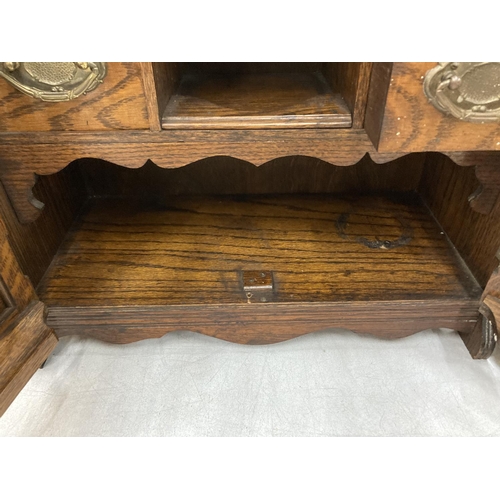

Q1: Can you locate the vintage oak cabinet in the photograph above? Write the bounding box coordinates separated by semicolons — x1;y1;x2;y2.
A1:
0;62;499;415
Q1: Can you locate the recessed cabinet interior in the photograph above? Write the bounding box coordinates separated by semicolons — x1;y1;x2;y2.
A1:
7;154;493;346
156;62;372;129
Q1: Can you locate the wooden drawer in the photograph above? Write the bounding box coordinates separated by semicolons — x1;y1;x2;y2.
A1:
365;62;500;153
0;62;149;132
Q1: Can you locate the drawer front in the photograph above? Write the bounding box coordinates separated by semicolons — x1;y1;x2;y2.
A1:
365;62;500;153
0;62;149;132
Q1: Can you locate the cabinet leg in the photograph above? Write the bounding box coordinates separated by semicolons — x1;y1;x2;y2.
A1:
460;302;498;359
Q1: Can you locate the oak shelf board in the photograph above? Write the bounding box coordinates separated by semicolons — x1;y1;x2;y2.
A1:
161;72;352;130
37;193;482;310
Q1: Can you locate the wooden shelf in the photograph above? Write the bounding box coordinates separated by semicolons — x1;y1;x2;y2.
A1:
37;193;481;344
161;72;352;130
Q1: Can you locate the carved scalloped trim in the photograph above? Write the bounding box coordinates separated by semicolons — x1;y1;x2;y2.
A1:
56;324;473;346
0;149;498;225
0;151;406;224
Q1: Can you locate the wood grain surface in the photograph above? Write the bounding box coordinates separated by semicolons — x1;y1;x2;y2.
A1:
0;301;57;416
37;193;481;344
0;215;36;310
420;154;500;287
0;63;149;132
140;63;181;131
366;63;500;153
323;62;373;128
46;299;480;345
162;72;352;129
365;62;393;147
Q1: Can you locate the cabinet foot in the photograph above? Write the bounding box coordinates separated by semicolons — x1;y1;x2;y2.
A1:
460;302;498;359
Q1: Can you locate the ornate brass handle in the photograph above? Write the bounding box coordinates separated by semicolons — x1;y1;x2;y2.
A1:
0;62;107;102
423;62;500;123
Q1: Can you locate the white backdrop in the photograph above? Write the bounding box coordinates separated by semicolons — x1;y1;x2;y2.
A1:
1;328;500;436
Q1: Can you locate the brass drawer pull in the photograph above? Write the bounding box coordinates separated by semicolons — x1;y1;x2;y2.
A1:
423;62;500;123
0;62;107;102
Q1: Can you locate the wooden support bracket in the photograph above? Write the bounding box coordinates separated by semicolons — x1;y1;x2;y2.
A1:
468;164;500;215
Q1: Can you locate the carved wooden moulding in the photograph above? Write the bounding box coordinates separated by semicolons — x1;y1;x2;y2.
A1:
1;150;499;225
0;62;107;102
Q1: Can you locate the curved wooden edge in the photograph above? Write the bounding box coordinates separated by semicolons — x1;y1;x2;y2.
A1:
0;151;400;225
1;137;498;224
46;300;478;346
54;323;473;346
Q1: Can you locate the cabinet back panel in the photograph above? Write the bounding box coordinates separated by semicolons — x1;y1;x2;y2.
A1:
178;63;323;76
81;154;426;201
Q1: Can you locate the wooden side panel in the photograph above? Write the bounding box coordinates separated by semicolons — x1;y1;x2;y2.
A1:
365;62;393;148
369;63;500;153
0;215;56;416
0;63;149;132
323;62;373;128
0;216;36;309
0;301;57;416
140;63;181;131
0;161;87;287
419;153;500;287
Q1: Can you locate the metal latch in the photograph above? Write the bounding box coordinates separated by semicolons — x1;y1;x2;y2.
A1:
241;271;274;303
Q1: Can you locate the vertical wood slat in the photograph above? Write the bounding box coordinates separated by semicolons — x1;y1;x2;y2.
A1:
364;62;393;147
352;62;373;128
140;63;180;131
322;62;374;128
0;215;36;310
